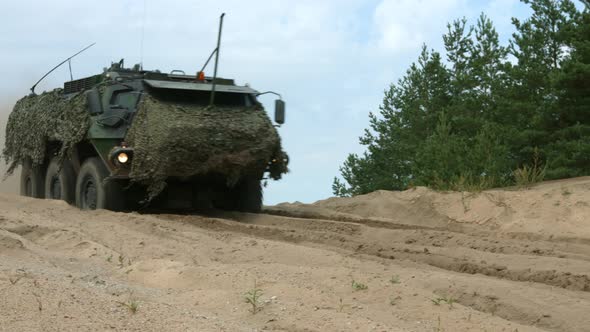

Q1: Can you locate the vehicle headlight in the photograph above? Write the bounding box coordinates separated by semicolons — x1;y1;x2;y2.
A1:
110;146;134;167
117;152;129;164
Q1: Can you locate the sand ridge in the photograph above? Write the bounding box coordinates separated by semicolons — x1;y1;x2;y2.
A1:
1;178;589;331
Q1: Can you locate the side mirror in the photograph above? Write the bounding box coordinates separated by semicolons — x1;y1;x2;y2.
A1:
275;99;285;125
86;88;102;115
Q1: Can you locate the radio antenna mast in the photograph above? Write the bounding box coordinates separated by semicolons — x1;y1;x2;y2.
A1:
139;0;147;70
209;13;225;106
30;42;96;95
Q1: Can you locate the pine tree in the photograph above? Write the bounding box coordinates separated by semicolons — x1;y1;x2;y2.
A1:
548;1;590;178
333;47;451;196
333;0;589;197
507;0;580;168
415;14;512;189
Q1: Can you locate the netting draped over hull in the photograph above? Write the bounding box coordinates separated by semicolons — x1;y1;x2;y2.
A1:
2;89;90;177
125;95;286;199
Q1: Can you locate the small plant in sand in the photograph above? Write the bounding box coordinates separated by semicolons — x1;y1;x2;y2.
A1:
513;148;546;189
351;280;368;291
389;295;402;306
117;254;132;268
389;275;401;284
436;315;442;332
449;173;495;192
32;292;43;312
118;255;124;266
338;298;351;312
446;296;456;308
432;297;444;305
431;296;456;309
117;299;140;314
8;270;27;285
8;276;21;285
244;281;263;314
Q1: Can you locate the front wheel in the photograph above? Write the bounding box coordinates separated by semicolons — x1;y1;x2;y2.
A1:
75;157;124;211
236;178;263;213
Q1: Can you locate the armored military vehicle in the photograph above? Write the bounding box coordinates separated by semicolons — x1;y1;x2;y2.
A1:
3;14;288;212
2;60;288;212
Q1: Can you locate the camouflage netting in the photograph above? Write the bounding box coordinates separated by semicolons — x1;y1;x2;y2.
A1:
2;89;90;177
125;95;288;199
2;87;288;200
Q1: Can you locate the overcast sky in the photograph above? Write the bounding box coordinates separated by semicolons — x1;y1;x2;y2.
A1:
0;0;532;204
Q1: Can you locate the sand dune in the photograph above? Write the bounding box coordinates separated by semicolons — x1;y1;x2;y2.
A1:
1;178;589;331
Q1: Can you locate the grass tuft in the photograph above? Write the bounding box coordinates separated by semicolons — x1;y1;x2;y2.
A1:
431;296;456;309
351;280;368;291
117;300;139;314
513;148;546;189
244;280;263;314
389;295;401;306
389;275;400;284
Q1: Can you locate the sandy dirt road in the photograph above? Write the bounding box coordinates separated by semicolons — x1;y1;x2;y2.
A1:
0;178;589;331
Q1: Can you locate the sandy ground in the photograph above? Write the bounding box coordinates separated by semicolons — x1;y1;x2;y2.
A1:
1;178;589;331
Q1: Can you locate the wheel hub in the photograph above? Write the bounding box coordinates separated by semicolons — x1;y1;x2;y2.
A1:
50;176;61;199
82;177;97;210
25;177;32;196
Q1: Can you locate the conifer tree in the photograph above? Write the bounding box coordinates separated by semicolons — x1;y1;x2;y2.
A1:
334;0;588;196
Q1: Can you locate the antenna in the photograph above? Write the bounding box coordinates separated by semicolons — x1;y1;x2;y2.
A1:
139;0;147;70
30;42;96;95
68;59;73;81
209;13;225;106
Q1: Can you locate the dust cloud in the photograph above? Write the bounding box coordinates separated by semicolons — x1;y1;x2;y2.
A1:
0;102;20;194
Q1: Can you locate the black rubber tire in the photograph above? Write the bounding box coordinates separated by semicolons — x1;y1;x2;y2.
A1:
75;157;124;211
236;178;263;213
215;177;263;213
44;158;76;204
20;159;45;198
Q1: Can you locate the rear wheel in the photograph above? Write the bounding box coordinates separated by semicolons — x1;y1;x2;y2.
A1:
75;157;124;211
20;159;45;198
44;158;76;204
215;177;263;213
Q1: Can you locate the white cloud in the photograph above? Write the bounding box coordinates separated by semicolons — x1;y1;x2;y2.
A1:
372;0;464;52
